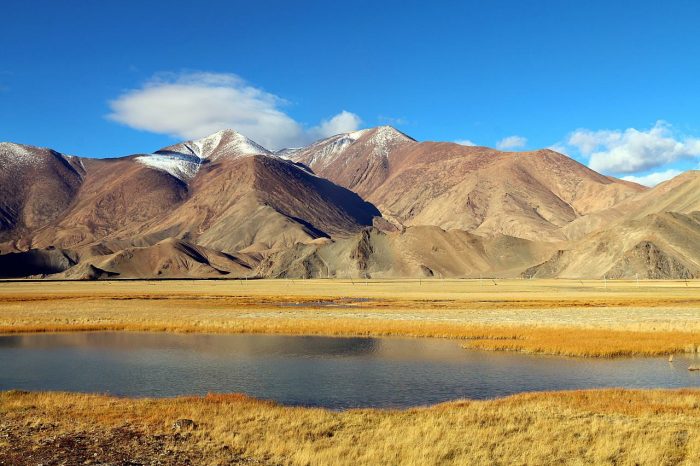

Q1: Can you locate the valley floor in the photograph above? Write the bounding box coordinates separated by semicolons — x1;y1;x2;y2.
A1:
1;279;700;464
1;389;699;465
0;278;699;357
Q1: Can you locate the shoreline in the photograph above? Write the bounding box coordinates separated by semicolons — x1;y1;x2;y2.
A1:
1;278;699;358
1;324;699;358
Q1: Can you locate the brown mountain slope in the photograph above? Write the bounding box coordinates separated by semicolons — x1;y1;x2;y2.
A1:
136;154;380;254
4;135;379;261
371;145;646;241
255;226;555;279
56;238;254;279
364;146;642;241
0;143;84;247
563;170;700;240
30;156;189;250
286;126;416;197
289;130;644;241
525;211;700;279
3;129;694;280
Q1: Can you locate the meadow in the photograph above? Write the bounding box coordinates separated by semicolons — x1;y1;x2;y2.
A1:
0;278;699;357
1;279;700;464
1;389;699;465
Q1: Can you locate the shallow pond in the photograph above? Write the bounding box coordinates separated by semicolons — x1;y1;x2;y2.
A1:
1;332;697;408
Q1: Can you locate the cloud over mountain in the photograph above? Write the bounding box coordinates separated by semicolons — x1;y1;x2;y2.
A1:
622;169;683;187
496;135;527;150
568;121;700;174
454;139;477;146
309;111;362;141
107;72;361;150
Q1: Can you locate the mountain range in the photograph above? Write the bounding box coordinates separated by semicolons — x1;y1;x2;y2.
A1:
1;126;698;279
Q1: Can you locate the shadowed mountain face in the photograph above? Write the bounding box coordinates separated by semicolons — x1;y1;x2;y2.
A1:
0;128;697;279
0;143;84;245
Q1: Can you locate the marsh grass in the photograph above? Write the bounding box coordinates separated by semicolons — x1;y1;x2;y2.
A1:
2;280;699;464
1;389;699;465
1;279;699;357
0;320;697;357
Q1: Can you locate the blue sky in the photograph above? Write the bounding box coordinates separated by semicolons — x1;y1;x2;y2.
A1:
2;0;700;185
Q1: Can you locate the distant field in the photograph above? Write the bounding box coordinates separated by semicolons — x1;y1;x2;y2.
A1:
1;279;699;357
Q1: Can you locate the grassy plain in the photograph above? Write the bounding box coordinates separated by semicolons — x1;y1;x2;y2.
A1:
2;279;700;464
1;389;700;465
1;278;699;357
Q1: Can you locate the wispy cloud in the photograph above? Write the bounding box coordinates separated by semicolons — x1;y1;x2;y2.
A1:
454;139;477;146
566;121;700;174
378;115;409;126
496;135;527;150
107;72;361;150
547;143;569;155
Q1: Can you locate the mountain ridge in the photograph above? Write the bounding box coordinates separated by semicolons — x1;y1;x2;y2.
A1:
1;127;696;279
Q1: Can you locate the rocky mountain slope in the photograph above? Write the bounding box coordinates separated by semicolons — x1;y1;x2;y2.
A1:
525;211;700;279
525;172;700;279
563;170;700;240
288;130;645;242
0;127;697;279
0;143;85;246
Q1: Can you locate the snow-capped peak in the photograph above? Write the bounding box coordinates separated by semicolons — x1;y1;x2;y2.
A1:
136;129;273;182
0;142;58;170
287;126;415;169
365;125;414;147
190;129;272;160
157;129;272;161
296;132;363;169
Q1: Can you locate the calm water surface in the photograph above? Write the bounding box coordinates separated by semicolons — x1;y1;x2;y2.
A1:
1;332;697;408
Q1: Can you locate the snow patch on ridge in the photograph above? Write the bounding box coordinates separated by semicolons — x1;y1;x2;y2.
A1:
190;130;272;159
274;147;303;159
348;129;372;140
365;126;413;159
134;153;201;182
137;129;274;182
290;126;414;169
300;128;371;169
0;142;45;170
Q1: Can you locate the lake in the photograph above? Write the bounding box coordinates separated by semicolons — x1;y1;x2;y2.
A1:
1;332;697;409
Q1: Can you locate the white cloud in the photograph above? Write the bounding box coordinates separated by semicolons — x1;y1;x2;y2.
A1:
454;139;477;146
622;169;682;187
496;135;527;150
107;72;361;150
547;143;569;155
567;121;700;174
310;111;362;140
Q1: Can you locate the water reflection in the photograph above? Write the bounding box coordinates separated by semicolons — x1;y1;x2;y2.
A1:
0;332;697;409
0;332;379;357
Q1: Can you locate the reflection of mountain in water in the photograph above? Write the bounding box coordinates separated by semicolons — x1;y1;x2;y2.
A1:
2;332;380;358
2;332;699;408
277;336;378;357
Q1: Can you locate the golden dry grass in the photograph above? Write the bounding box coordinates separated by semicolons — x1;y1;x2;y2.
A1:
1;279;699;357
2;389;699;465
2;280;699;464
